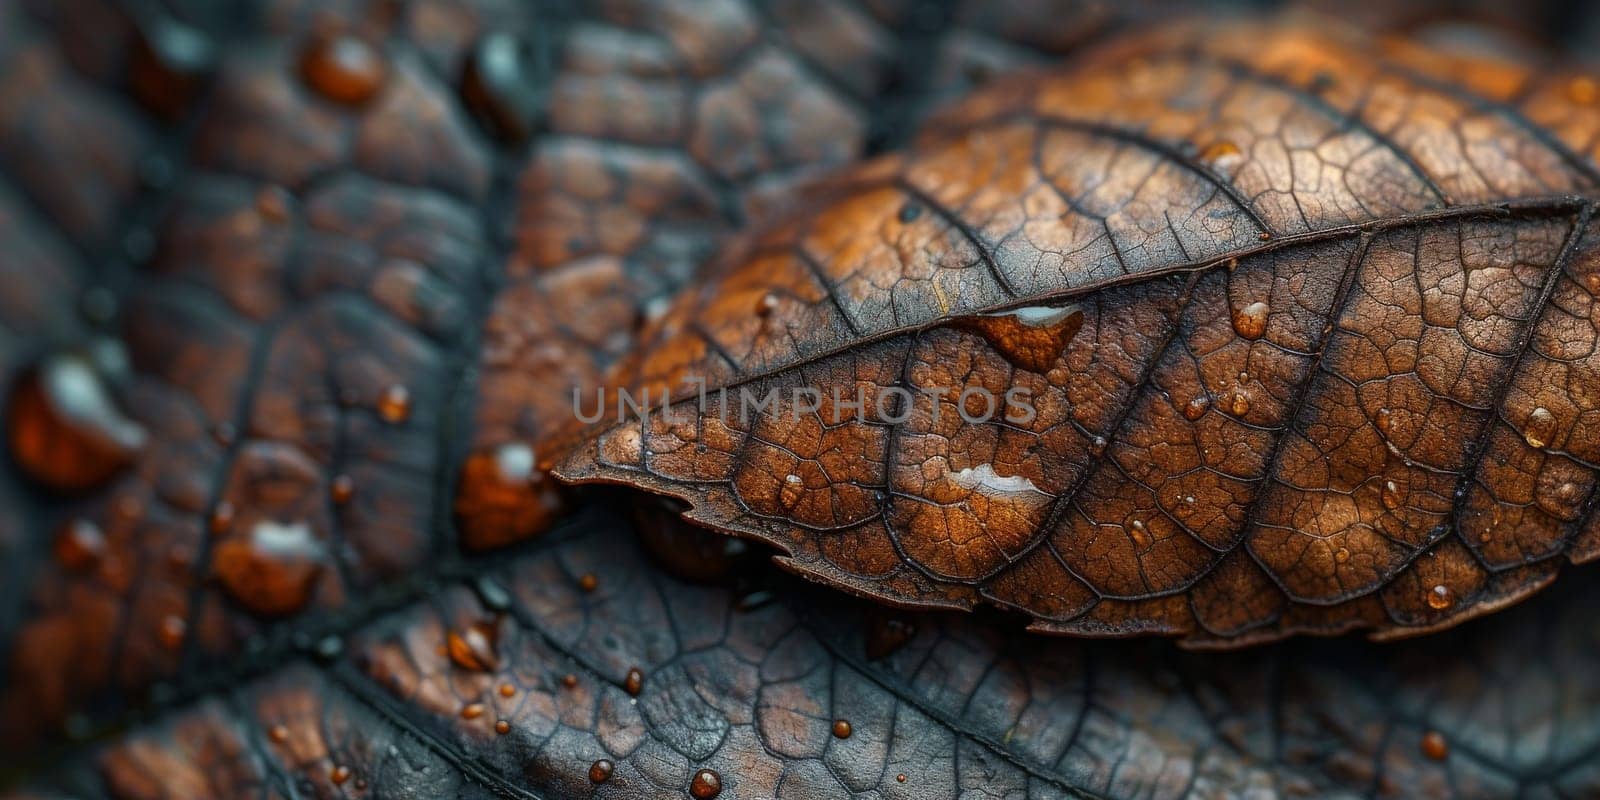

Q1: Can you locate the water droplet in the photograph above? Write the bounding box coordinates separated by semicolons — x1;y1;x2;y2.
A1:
1376;407;1394;435
446;622;499;672
624;667;644;696
54;519;106;573
1232;301;1269;340
1421;730;1449;761
460;32;542;142
1557;481;1581;503
1183;394;1211;421
1089;435;1108;457
209;501;235;535
955;305;1085;373
897;774;908;783
1128;519;1150;549
475;576;513;613
461;703;485;720
578;573;598;592
864;612;917;660
299;33;388;106
6;353;146;493
157;614;186;649
495;719;511;735
129;14;215;118
1334;547;1350;563
1427;584;1454;610
1228;391;1251;417
499;683;517;698
1524;406;1555;449
898;202;922;223
589;759;614;784
1381;479;1405;510
756;293;779;317
1199;140;1243;173
255;185;293;223
378;384;411;424
330;765;352;785
1568;76;1598;105
267;724;290;744
562;674;579;689
690;768;723;799
832;720;853;739
214;519;326;616
330;474;355;505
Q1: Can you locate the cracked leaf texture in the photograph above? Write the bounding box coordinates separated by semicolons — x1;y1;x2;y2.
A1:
562;17;1600;645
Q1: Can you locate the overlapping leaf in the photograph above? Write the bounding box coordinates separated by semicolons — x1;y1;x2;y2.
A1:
561;17;1600;645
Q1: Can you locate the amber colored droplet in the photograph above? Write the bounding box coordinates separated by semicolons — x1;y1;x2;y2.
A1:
1427;584;1454;611
1569;76;1599;105
208;501;235;535
299;33;388;106
1381;479;1404;510
446;622;499;672
578;573;599;592
1182;394;1210;421
562;673;579;689
1228;391;1251;417
690;768;723;799
499;683;517;698
896;774;908;783
330;765;351;785
267;724;290;744
214;519;326;616
495;719;511;735
832;719;852;739
1375;407;1394;434
157;614;187;649
1232;301;1270;340
1199;140;1243;171
1421;730;1449;761
325;475;352;507
378;384;411;424
461;703;485;720
588;759;614;784
6;354;147;494
956;305;1085;373
54;518;107;572
1128;519;1150;549
1334;547;1350;563
1258;232;1272;241
756;292;779;317
255;185;293;223
624;667;644;696
1524;406;1555;449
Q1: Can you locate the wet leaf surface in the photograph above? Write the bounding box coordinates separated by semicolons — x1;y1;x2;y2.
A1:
6;2;1600;798
562;17;1600;646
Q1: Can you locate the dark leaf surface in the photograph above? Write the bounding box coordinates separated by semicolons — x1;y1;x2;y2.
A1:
19;509;1600;800
6;2;1600;799
562;17;1600;645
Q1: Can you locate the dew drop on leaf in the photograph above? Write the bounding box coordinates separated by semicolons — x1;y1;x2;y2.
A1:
299;34;387;106
1427;584;1454;611
1231;301;1269;340
690;768;723;799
